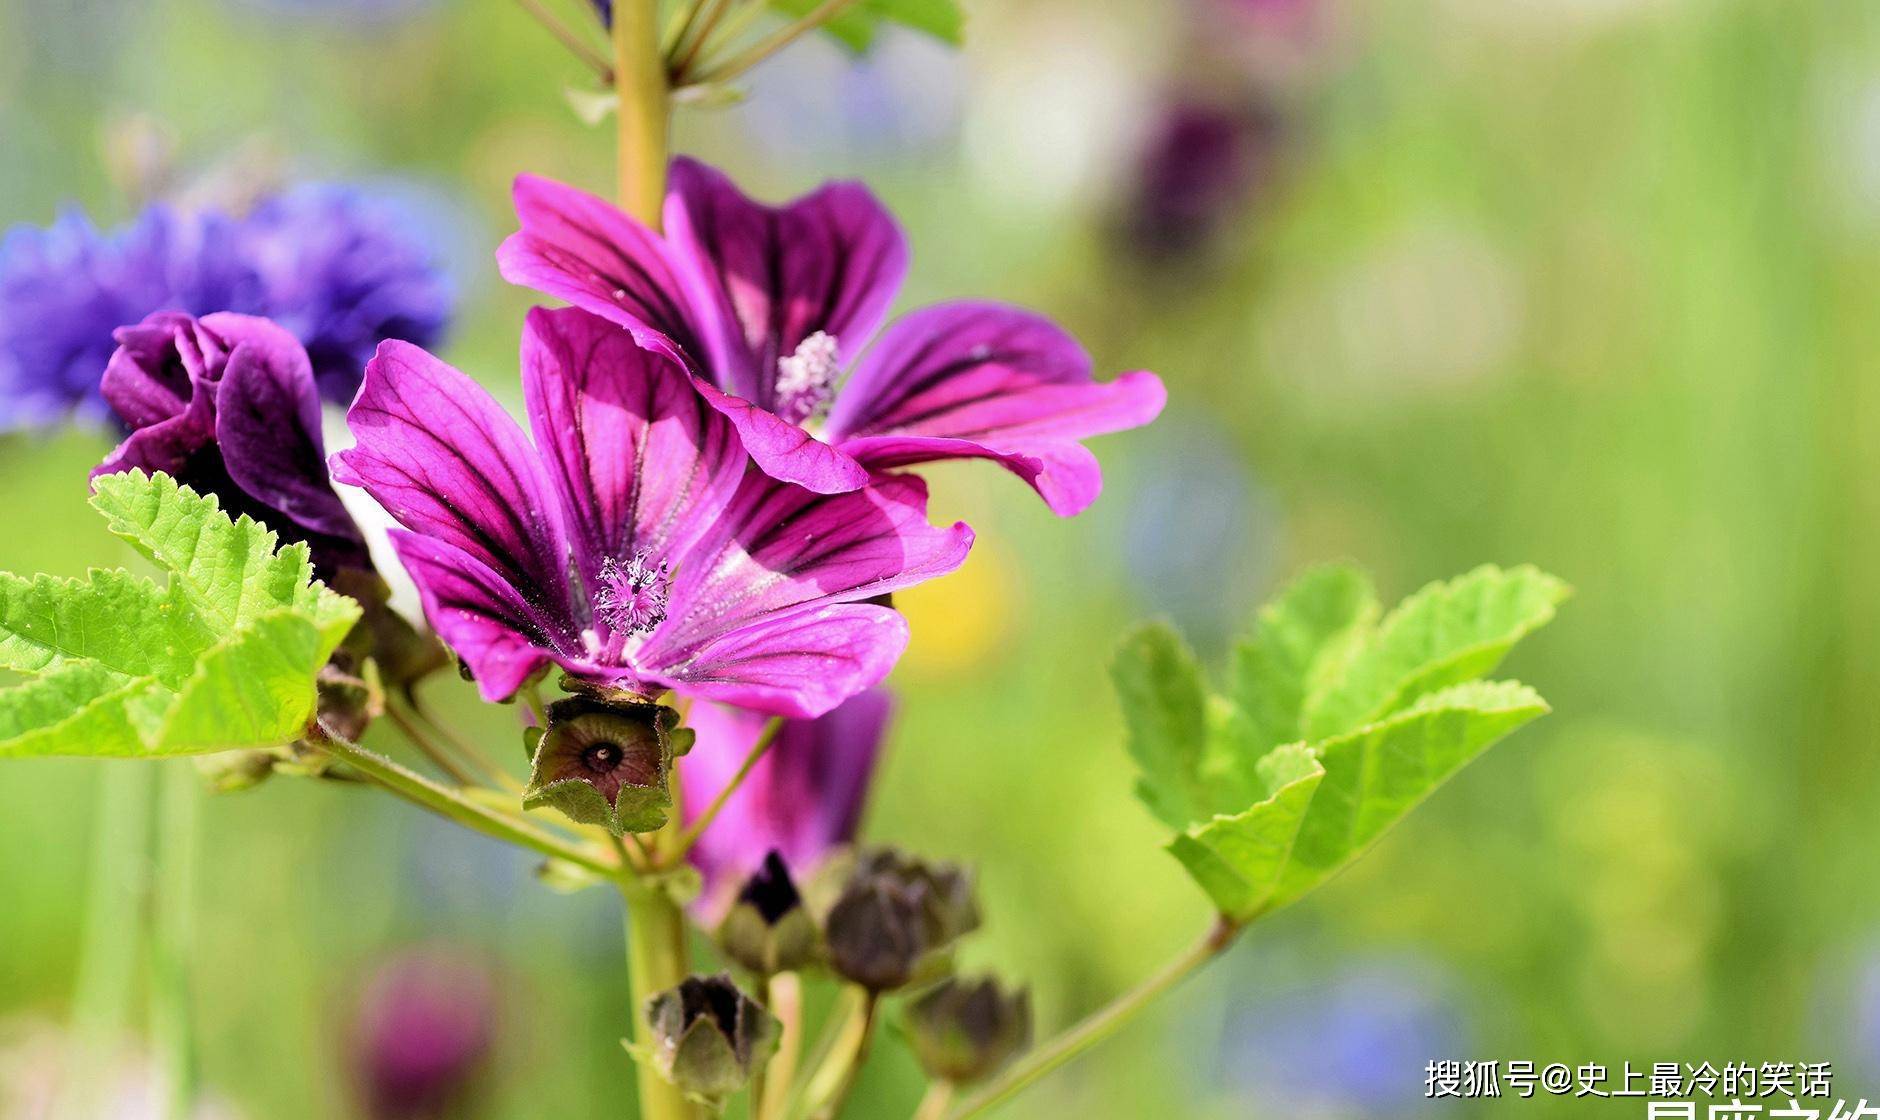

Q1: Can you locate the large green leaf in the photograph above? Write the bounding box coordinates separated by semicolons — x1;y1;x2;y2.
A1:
1168;744;1325;922
1301;564;1568;740
1121;564;1565;923
1272;680;1549;907
768;0;964;52
0;472;360;759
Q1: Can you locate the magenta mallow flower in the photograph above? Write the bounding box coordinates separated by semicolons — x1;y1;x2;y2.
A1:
498;158;1166;515
92;310;370;576
680;689;891;913
332;307;972;717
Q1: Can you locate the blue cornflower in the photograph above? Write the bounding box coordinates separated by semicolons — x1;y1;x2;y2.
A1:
0;183;452;429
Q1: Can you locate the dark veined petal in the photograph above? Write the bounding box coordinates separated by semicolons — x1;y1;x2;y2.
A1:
826;302;1167;516
520;306;744;586
208;313;362;544
664;157;908;404
333;341;573;612
691;378;871;495
642;469;971;666
497;175;710;370
388;530;572;702
640;603;910;719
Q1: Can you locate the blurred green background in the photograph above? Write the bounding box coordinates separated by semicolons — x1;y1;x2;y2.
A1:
4;0;1880;1115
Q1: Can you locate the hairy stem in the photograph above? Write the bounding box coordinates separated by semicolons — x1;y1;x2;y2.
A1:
944;918;1243;1119
622;882;701;1120
663;715;782;865
613;0;670;228
308;722;617;877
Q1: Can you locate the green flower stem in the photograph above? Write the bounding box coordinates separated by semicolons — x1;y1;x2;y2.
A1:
690;0;864;85
512;0;612;79
943;917;1244;1120
668;0;732;77
614;0;670;229
758;971;803;1120
622;880;701;1120
149;760;201;1118
662;715;782;865
797;987;878;1120
404;696;525;794
911;1082;954;1120
62;765;155;1120
385;701;480;786
309;721;618;877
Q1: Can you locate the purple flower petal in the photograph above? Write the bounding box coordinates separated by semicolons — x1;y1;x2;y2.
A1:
681;689;892;911
207;313;362;543
334;341;574;613
519;306;744;584
641;603;910;719
497;175;708;369
691;377;872;494
639;469;973;673
664;157;907;403
388;530;569;702
827;302;1167;516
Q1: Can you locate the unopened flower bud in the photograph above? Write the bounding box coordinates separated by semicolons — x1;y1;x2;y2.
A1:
524;696;677;834
822;848;980;992
717;851;819;976
644;973;779;1104
904;976;1032;1084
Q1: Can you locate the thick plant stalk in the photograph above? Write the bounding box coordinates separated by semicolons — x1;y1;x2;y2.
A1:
613;0;670;229
609;10;693;1118
623;881;699;1120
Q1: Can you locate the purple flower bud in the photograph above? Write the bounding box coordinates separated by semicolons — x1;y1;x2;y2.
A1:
91;311;371;578
348;948;495;1120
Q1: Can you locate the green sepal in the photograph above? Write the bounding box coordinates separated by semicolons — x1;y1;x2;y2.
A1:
523;696;676;835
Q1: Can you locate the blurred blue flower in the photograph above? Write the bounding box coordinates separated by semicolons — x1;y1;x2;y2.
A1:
1212;956;1467;1116
231;184;455;402
1119;410;1277;650
0;183;452;430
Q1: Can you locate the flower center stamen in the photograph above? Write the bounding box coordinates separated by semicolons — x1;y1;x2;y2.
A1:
581;741;624;773
594;551;670;637
774;331;841;424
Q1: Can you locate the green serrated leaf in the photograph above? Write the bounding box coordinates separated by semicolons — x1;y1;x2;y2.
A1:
1167;743;1325;921
768;0;964;52
1227;563;1378;759
1301;564;1568;740
0;472;361;759
1112;621;1212;831
1273;680;1549;907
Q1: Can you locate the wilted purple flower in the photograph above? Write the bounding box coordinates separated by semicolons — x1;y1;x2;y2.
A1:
348;947;495;1120
1123;95;1278;260
0;207;239;430
332;307;972;716
91;311;370;576
230;184;454;402
0;186;451;428
680;689;891;911
498;158;1164;514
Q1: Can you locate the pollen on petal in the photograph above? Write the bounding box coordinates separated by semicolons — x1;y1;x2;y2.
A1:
774;331;841;424
594;551;671;636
